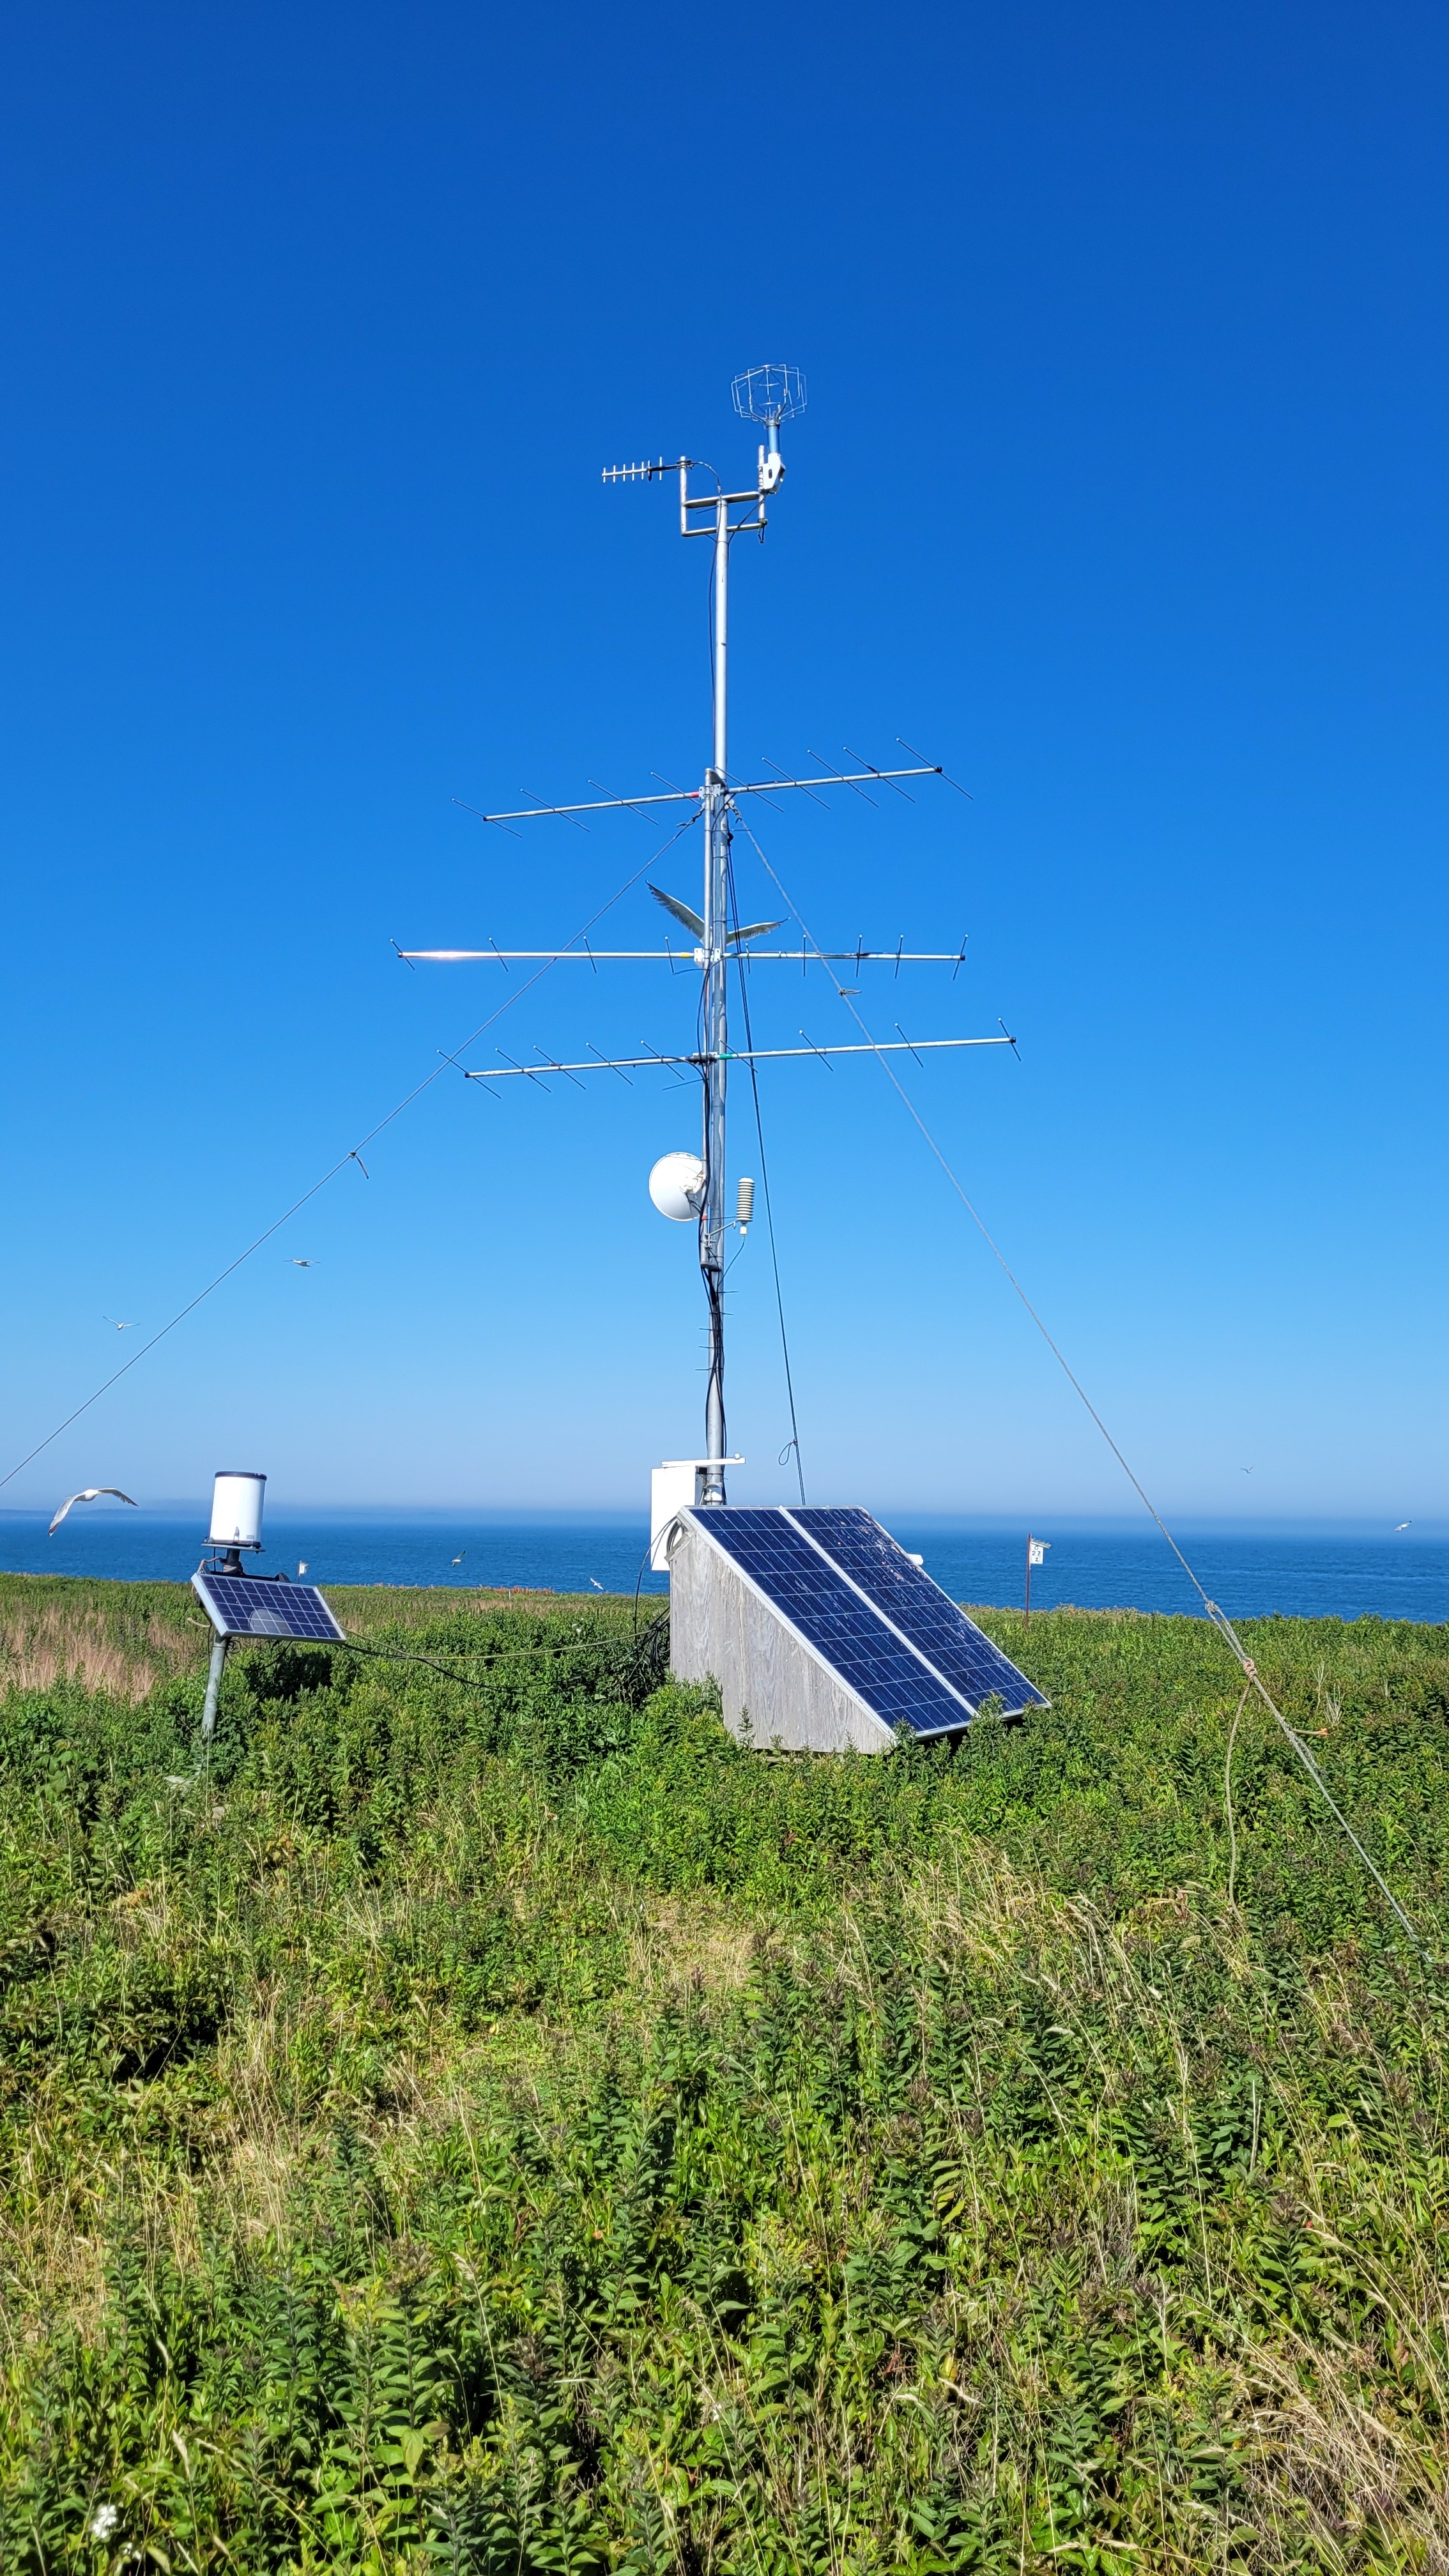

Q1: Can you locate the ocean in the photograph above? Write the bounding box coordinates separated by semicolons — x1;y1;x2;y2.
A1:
2;1510;1445;1624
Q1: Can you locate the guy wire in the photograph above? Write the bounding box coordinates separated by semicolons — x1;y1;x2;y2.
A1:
726;843;806;1502
731;806;1433;1960
1;813;700;1496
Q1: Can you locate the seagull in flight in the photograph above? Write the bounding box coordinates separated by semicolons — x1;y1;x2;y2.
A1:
1241;1466;1254;1475
650;885;781;947
589;1576;604;1591
452;1551;466;1566
103;1316;137;1331
49;1487;137;1535
1395;1521;1412;1533
289;1259;314;1268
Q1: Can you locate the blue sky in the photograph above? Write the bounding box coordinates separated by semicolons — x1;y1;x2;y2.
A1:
1;0;1445;1522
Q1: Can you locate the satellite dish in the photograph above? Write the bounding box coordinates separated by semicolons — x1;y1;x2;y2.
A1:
649;1151;705;1222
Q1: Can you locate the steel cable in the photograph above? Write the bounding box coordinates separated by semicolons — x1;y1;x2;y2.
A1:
725;845;806;1501
732;808;1434;1959
1;814;699;1496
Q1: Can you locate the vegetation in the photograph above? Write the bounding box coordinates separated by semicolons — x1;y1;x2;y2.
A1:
1;1572;1448;2572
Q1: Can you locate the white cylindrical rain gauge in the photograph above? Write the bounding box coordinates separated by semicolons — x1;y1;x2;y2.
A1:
736;1176;755;1233
648;1152;705;1222
210;1471;266;1550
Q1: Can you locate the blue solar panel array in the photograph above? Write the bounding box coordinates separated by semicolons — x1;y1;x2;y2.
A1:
685;1506;1045;1736
790;1508;1048;1716
192;1571;347;1643
691;1510;969;1735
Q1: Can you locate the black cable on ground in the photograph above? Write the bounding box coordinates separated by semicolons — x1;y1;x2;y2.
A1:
217;1616;664;1697
346;1614;669;1703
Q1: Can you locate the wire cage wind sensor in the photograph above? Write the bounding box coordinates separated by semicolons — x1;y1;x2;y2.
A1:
731;363;806;427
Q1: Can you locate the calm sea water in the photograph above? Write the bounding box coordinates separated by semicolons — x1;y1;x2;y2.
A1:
2;1510;1445;1624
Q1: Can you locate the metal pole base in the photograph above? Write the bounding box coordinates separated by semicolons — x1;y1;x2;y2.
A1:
201;1635;228;1744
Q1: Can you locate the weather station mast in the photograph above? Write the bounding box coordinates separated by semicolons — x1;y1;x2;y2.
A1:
400;363;1014;1529
618;364;802;1503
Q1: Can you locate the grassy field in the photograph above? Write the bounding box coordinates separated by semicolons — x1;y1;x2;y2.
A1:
1;1572;1448;2572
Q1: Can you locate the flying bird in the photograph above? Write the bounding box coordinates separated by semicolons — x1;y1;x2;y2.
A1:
452;1552;466;1566
1241;1466;1254;1475
1395;1521;1412;1533
649;885;781;947
49;1487;137;1536
103;1316;137;1331
589;1576;604;1591
289;1259;314;1268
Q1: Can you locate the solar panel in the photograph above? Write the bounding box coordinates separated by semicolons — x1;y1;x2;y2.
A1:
684;1506;1046;1737
688;1508;976;1736
788;1508;1047;1717
192;1570;347;1644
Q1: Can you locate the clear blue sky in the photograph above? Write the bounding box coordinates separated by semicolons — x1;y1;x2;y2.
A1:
2;0;1445;1522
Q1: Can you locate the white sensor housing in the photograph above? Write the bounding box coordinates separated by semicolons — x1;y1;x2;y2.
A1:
210;1471;266;1550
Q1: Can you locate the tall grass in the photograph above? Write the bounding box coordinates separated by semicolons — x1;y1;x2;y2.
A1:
0;1575;1446;2570
0;1579;208;1701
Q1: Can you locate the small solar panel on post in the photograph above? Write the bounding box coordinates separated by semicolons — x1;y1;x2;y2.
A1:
192;1573;346;1644
190;1471;345;1754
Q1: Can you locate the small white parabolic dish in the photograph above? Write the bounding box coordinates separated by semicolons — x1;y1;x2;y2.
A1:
648;1152;705;1222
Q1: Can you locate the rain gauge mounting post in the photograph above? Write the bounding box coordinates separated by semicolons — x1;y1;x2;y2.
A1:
406;365;1016;1519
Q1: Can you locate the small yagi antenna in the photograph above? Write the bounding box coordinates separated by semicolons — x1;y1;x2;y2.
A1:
457;1035;1014;1084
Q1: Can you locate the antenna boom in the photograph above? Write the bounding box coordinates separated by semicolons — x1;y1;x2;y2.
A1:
462;1036;1011;1082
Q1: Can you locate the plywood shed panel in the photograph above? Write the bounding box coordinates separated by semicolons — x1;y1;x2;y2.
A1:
666;1514;896;1753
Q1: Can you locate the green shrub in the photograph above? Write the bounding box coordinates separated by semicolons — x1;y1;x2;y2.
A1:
1;1576;1446;2570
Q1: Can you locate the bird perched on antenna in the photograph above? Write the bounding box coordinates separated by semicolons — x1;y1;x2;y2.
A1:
49;1487;137;1535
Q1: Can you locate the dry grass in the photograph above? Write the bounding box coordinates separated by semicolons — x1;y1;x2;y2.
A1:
0;1572;631;1698
0;1581;210;1700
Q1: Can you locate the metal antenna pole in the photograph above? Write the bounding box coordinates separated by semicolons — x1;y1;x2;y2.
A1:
420;371;1018;1528
700;492;730;1501
599;367;806;1498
